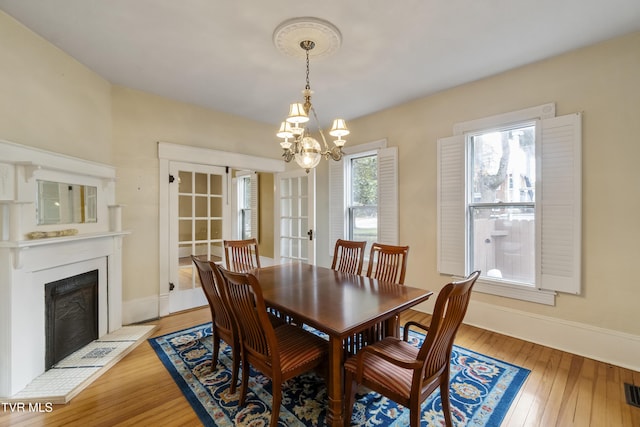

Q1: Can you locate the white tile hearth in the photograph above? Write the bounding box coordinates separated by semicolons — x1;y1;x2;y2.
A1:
7;324;157;404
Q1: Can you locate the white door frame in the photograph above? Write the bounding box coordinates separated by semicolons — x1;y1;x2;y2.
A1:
158;142;284;317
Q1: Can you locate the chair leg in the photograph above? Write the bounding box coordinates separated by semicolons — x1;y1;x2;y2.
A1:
212;332;220;367
238;354;249;406
229;344;239;394
409;401;421;427
271;381;282;426
343;372;357;427
440;378;453;427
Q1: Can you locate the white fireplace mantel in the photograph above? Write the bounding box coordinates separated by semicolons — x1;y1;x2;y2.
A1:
0;140;128;398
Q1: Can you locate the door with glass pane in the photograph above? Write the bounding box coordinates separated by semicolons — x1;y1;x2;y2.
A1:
169;162;228;313
275;169;315;264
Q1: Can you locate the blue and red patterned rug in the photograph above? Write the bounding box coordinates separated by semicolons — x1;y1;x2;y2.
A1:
149;323;529;426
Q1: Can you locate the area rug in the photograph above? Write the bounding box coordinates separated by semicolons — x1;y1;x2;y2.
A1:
149;323;529;426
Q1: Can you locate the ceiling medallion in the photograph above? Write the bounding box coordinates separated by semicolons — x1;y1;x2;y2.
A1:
272;17;342;60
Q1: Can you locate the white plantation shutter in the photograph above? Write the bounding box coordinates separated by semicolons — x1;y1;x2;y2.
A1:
250;172;258;242
377;147;398;245
329;158;345;253
538;113;582;293
437;135;466;276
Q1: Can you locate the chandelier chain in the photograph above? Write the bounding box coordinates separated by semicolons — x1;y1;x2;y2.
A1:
305;48;311;91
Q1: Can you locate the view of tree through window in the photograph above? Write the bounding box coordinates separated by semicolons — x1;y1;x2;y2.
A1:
469;124;536;284
349;154;378;247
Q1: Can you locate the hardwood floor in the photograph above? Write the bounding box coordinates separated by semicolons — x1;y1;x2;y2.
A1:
2;307;639;426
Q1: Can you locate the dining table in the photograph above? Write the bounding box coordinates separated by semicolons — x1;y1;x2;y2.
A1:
250;262;433;427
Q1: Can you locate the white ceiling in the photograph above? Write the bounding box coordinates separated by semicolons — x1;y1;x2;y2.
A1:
2;0;640;128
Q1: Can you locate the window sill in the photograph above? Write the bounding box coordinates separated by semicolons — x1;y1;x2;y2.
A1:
468;277;556;305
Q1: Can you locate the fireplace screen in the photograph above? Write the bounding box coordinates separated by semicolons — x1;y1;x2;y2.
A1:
45;270;99;370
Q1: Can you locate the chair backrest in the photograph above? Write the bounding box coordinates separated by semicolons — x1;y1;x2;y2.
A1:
191;256;234;332
331;239;367;275
417;271;480;380
218;267;279;366
366;243;410;284
224;238;261;272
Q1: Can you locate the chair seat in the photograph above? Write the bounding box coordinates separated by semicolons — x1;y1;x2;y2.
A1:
344;337;417;397
274;324;327;373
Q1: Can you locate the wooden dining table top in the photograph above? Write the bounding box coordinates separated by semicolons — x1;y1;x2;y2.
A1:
252;262;433;337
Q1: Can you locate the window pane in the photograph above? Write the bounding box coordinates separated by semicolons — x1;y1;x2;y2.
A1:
350;206;377;247
210;196;222;218
194;195;207;217
241;208;251;239
194;173;208;194
351;155;377;205
178;171;191;193
179;195;192;217
471;125;535;203
470;206;535;284
210;174;222;195
348;154;378;247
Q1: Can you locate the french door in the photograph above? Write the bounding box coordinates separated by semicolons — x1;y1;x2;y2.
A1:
275;169;316;264
168;161;229;313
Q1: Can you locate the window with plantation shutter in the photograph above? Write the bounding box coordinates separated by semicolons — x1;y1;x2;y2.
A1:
329;140;398;258
437;104;581;304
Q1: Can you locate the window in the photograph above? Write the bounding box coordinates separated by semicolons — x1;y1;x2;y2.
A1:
469;123;536;284
330;139;398;257
347;153;378;248
438;104;581;304
233;172;258;241
238;175;252;239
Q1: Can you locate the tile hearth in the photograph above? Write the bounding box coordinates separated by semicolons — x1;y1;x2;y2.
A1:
7;325;157;404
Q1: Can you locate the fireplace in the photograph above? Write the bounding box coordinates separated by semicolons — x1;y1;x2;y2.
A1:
45;270;99;370
0;140;127;398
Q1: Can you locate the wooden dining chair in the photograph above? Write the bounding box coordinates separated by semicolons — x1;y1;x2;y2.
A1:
218;267;328;426
344;271;481;427
223;238;260;272
191;256;240;393
330;239;367;275
366;242;410;284
364;243;410;342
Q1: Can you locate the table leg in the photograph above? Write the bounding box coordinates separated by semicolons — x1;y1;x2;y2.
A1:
325;336;345;426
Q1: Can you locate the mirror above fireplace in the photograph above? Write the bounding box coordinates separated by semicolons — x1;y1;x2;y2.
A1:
36;180;98;225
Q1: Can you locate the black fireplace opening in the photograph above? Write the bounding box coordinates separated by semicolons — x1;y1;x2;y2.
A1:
45;270;99;370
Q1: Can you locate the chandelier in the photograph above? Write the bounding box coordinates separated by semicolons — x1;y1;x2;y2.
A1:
274;20;349;172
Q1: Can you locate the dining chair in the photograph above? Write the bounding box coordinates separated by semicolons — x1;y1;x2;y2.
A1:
364;242;410;342
330;239;367;275
223;238;260;272
218;267;328;426
343;271;481;427
191;256;240;393
366;242;410;284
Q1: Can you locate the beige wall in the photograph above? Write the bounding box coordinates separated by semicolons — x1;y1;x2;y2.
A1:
2;7;639;361
258;172;275;258
333;31;640;336
0;11;112;162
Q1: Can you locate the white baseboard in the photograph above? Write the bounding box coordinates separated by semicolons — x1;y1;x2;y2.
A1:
462;300;640;372
122;295;159;325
